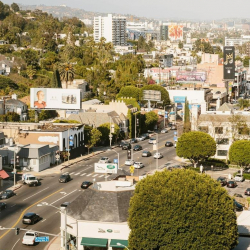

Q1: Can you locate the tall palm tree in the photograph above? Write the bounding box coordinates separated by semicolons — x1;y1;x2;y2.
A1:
58;62;75;89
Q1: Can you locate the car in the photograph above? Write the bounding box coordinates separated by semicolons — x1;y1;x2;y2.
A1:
22;212;40;225
133;145;142;151
59;174;71;183
235;174;245;182
227;180;237;188
154;152;163;159
217;176;227;186
119;141;126;147
22;231;39;246
171;125;177;130
122;143;131;150
148;138;156;144
125;159;134;166
161;129;168;133
141;133;150;139
234;193;243;198
245;188;250;196
174;143;177;148
98;157;111;163
215;91;221;94
130;138;137;144
60;202;70;208
165;141;174;147
136;136;145;141
0;202;6;210
0;190;16;199
234;199;243;212
81;181;93;189
142;151;151;157
134;162;144;169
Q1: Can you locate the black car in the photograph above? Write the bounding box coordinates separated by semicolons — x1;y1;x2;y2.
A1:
119;141;126;147
133;145;142;151
81;181;93;189
0;202;6;210
217;177;227;186
61;202;70;208
141;133;149;139
142;151;151;157
165;141;174;147
227;181;237;188
122;143;131;150
245;188;250;196
22;212;40;225
234;199;243;212
130;138;137;144
59;174;71;183
0;190;16;199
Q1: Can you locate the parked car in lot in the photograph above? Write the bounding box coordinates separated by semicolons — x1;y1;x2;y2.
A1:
133;145;142;151
22;231;39;246
98;157;111;163
81;181;93;189
235;174;245;182
165;141;174;147
161;129;168;133
122;143;131;150
59;173;71;183
142;151;151;157
245;188;250;196
130;138;137;144
227;181;237;188
22;212;41;225
0;190;16;199
154;152;163;159
134;162;144;169
234;199;243;211
125;159;134;166
0;202;6;210
148;138;156;144
217;176;227;186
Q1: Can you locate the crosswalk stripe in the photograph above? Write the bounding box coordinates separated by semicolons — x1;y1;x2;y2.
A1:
92;174;98;177
86;173;92;176
99;175;104;178
74;173;80;175
80;173;86;176
70;172;75;174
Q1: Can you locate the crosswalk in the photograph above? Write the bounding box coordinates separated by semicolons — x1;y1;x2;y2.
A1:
63;171;106;178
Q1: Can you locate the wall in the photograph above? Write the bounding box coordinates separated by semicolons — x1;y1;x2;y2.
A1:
168;89;205;104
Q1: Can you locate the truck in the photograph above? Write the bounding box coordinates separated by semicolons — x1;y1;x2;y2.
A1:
22;174;39;186
22;231;39;246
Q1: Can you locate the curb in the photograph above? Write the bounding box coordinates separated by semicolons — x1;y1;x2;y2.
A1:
44;236;59;250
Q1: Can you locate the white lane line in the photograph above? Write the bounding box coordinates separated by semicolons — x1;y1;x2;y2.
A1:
11;204;16;207
50;189;77;205
92;174;98;177
99;175;104;178
23;187;49;201
11;238;20;250
70;172;75;174
86;174;92;176
74;173;80;175
41;219;46;223
80;173;86;176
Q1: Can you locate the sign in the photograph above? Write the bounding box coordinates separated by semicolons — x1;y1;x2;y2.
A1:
69;141;74;147
94;163;118;174
176;71;206;82
174;136;178;141
168;25;183;41
35;236;49;242
113;159;118;164
173;96;186;103
174;131;177;135
165;115;168;118
143;90;161;102
130;166;135;174
66;110;79;115
165;111;168;114
30;88;81;110
223;46;235;80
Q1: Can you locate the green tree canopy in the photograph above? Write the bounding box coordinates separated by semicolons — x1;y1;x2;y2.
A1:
97;123;120;146
10;3;19;12
116;86;141;101
128;169;238;250
144;111;158;131
176;131;216;165
85;128;102;154
229;140;250;167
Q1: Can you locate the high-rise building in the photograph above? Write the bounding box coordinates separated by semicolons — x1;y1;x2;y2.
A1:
94;14;127;46
160;25;168;40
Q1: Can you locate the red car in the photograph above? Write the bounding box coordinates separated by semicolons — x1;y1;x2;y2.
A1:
245;188;250;196
227;181;237;188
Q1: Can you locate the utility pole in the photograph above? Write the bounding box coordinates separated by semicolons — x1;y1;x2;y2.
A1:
109;116;113;148
67;128;70;167
135;112;136;138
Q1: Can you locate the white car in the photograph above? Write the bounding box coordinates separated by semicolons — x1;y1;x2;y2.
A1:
125;159;134;166
235;174;245;182
148;138;156;144
136;136;145;141
134;162;144;169
98;157;111;164
154;152;163;159
22;231;39;246
161;129;168;133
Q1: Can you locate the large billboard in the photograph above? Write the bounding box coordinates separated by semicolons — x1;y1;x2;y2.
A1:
168;25;183;41
30;88;81;110
176;71;206;82
94;163;118;174
143;90;161;102
223;46;235;80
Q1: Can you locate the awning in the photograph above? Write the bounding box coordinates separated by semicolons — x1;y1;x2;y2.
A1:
81;237;108;247
0;170;9;179
110;239;128;248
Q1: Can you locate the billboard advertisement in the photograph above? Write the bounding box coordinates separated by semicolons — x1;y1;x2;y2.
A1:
30;88;81;110
223;46;235;80
173;96;186;103
143;90;161;102
176;71;206;82
168;25;183;41
94;163;118;174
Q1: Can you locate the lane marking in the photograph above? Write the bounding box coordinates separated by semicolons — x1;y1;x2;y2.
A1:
92;174;98;177
86;174;92;176
11;238;20;250
11;204;16;208
0;188;63;240
99;175;104;178
74;173;80;175
80;173;86;176
41;219;46;223
50;189;77;205
23;187;50;201
70;172;75;174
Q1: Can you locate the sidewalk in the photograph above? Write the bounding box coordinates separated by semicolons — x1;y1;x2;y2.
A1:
44;236;61;250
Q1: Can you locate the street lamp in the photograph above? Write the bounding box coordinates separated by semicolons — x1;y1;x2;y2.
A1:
116;242;129;250
13;146;20;186
108;148;120;170
37;202;68;250
109;116;119;148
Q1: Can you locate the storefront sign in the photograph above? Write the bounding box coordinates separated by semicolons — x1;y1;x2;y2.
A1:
94;163;118;174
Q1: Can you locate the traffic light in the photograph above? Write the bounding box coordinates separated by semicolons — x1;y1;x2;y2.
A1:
15;227;20;235
127;149;131;159
136;119;139;126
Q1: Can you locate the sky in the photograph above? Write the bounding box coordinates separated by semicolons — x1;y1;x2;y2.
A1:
3;0;250;20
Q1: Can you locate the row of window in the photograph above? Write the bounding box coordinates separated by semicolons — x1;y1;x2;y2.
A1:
199;126;250;135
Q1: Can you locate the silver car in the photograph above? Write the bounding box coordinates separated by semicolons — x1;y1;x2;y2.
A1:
134;162;144;169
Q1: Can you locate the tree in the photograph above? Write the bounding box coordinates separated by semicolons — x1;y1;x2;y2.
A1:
116;86;141;101
11;3;19;12
26;65;36;79
183;101;191;132
229;140;250;168
228;114;249;141
176;131;216;166
98;123;120;146
52;69;62;88
0;112;20;122
144;111;158;131
178;41;184;49
85;128;102;154
21;49;39;68
58;62;75;89
128;169;238;250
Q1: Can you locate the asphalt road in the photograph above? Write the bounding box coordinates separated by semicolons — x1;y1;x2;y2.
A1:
0;131;178;250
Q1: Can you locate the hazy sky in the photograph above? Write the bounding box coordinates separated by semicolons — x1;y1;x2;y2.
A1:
3;0;250;20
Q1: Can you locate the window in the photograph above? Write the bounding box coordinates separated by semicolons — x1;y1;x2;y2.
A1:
215;127;223;134
198;126;208;133
216;138;229;145
238;126;250;135
217;150;228;156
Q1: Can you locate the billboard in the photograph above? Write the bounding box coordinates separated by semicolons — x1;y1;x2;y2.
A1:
168;25;183;41
143;90;161;102
176;71;206;82
94;163;118;174
30;88;81;110
173;96;186;103
223;46;235;80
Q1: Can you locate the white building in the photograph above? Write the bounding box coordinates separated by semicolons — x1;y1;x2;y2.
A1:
94;14;127;46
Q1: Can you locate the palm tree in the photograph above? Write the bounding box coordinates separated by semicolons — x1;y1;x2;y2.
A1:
58;62;75;89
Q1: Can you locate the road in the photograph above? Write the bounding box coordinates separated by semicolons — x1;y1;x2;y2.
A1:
0;131;178;250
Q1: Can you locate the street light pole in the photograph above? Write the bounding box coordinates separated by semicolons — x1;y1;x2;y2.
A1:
14;149;16;186
135;112;136;139
68;128;70;167
156;133;159;170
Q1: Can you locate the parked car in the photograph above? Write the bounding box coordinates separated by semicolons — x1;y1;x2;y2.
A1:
171;125;177;130
141;133;150;139
165;141;174;147
161;129;168;133
59;174;71;183
217;176;227;186
133;145;142;151
245;188;250;196
154;152;163;159
60;202;70;208
125;159;134;166
98;157;111;163
122;143;131;150
227;181;237;188
0;202;6;210
234;193;243;198
119;141;126;147
134;162;144;169
22;231;39;246
81;181;93;189
0;190;16;199
234;199;243;211
136;136;145;141
22;212;41;225
130;138;137;144
235;174;245;182
148;138;156;144
142;151;151;157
